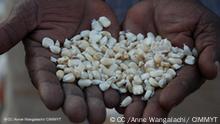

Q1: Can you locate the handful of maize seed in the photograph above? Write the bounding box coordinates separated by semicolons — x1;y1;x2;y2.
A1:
42;16;197;107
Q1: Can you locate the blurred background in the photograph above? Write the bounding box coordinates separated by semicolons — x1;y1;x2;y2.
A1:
0;0;219;124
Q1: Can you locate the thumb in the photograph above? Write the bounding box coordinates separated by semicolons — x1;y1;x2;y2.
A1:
198;46;219;79
195;11;220;79
0;0;37;54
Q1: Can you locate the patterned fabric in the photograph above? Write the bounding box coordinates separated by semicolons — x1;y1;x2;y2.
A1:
106;0;220;22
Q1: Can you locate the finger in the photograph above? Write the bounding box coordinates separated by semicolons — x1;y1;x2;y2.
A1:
194;13;220;79
0;0;37;54
76;0;121;110
76;0;119;38
159;66;205;111
124;96;145;124
62;83;87;123
85;86;106;124
115;106;126;115
143;66;205;123
114;93;129;114
123;0;156;35
104;88;120;108
24;40;64;110
143;91;169;124
198;45;219;79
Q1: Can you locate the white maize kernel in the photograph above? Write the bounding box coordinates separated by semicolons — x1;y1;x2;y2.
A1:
63;73;75;83
149;70;164;77
91;19;103;31
42;37;54;48
185;55;196;65
49;45;61;54
142;90;153;101
99;16;111;28
99;82;111;91
56;70;64;80
78;79;92;88
120;96;132;107
132;85;144;95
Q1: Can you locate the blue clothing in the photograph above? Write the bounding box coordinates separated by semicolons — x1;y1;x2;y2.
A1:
106;0;220;22
200;0;220;16
106;0;139;22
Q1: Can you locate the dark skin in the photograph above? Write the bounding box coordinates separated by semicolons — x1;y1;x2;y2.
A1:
0;0;121;123
118;0;220;123
0;0;220;124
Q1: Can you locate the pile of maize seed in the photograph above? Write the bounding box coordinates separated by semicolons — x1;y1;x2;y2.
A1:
42;16;197;107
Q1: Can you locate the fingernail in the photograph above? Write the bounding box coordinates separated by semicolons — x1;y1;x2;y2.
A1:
215;61;220;75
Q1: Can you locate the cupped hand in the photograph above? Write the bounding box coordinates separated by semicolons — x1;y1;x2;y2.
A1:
118;0;220;123
0;0;121;123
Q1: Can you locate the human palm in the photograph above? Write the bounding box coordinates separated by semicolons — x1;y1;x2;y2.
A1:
0;0;120;123
119;0;220;122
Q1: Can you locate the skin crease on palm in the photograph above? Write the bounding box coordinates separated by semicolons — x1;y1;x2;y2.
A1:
0;0;219;124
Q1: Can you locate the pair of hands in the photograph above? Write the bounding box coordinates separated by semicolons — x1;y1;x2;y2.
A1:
0;0;219;123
